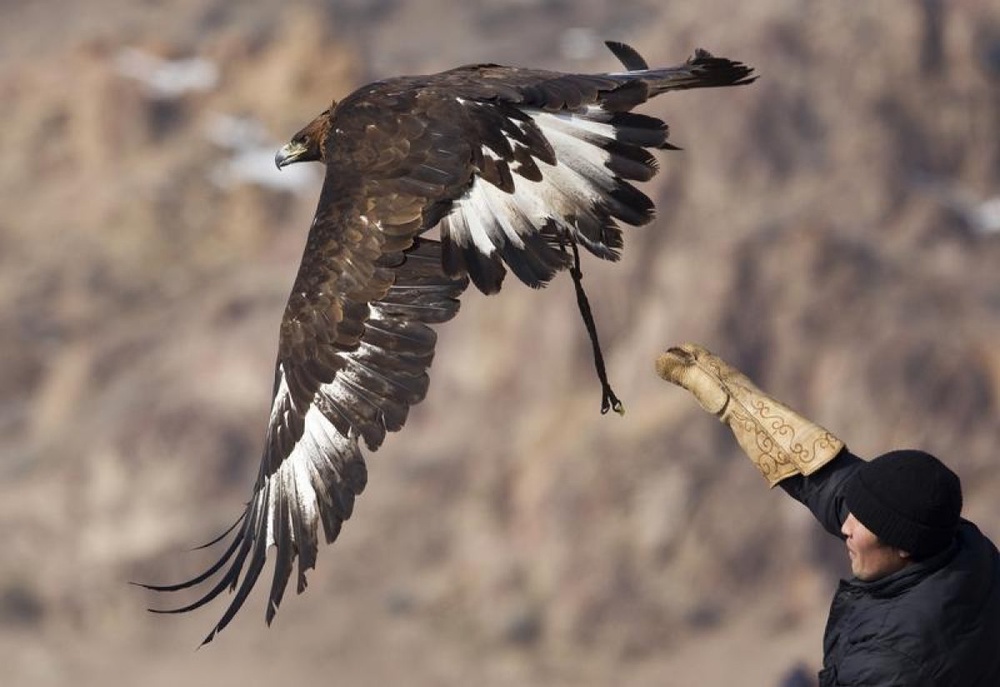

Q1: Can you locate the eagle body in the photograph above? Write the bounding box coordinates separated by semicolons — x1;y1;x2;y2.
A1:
143;44;754;643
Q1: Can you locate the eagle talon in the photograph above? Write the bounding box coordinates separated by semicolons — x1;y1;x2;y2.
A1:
609;399;626;416
600;386;625;416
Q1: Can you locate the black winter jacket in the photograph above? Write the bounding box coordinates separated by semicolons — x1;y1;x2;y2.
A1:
780;450;1000;687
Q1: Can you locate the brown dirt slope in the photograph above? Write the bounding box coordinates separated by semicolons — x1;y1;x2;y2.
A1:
1;1;998;685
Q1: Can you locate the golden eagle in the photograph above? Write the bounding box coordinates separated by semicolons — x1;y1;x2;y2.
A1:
140;42;755;644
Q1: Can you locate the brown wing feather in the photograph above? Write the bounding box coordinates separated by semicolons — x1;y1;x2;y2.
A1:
140;145;468;643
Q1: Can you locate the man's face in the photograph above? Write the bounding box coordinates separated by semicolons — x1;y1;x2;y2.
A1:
841;512;911;581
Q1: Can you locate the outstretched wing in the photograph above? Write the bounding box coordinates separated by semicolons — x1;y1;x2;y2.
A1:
140;142;468;642
424;48;755;294
309;47;753;297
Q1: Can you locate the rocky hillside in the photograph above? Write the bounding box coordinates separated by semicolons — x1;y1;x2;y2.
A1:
2;1;999;685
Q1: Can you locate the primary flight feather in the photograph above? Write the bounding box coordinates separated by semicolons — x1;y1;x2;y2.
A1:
140;42;755;644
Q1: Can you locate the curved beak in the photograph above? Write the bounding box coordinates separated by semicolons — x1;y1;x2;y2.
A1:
274;141;308;170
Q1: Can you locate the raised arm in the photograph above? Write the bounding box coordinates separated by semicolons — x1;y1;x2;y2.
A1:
656;344;845;484
778;448;863;537
656;344;859;538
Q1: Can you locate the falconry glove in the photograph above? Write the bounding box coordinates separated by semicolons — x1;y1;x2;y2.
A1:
656;344;843;486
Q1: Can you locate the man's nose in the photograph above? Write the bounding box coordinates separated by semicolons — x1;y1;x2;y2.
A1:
841;513;854;538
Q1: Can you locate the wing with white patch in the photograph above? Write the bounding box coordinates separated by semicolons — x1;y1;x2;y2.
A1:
433;49;753;294
439;101;666;293
140;233;466;644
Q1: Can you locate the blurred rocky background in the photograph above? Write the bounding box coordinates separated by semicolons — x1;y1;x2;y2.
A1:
2;0;998;685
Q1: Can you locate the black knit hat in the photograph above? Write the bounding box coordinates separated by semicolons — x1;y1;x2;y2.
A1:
844;449;962;558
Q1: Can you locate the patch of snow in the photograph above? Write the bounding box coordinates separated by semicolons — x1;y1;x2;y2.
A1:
115;47;219;99
204;114;321;196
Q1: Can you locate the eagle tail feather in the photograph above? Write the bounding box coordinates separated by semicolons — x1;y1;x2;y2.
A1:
641;48;757;95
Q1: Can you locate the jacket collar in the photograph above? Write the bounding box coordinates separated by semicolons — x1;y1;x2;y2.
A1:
844;537;959;598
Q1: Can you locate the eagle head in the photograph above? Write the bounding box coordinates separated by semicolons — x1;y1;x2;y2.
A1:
275;108;332;169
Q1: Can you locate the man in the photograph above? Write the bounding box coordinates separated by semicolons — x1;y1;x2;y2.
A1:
656;344;1000;687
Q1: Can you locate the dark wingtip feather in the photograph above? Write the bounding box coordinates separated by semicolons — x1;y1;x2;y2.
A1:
604;41;649;71
688;47;757;87
133;521;246;593
190;511;248;551
464;247;507;295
